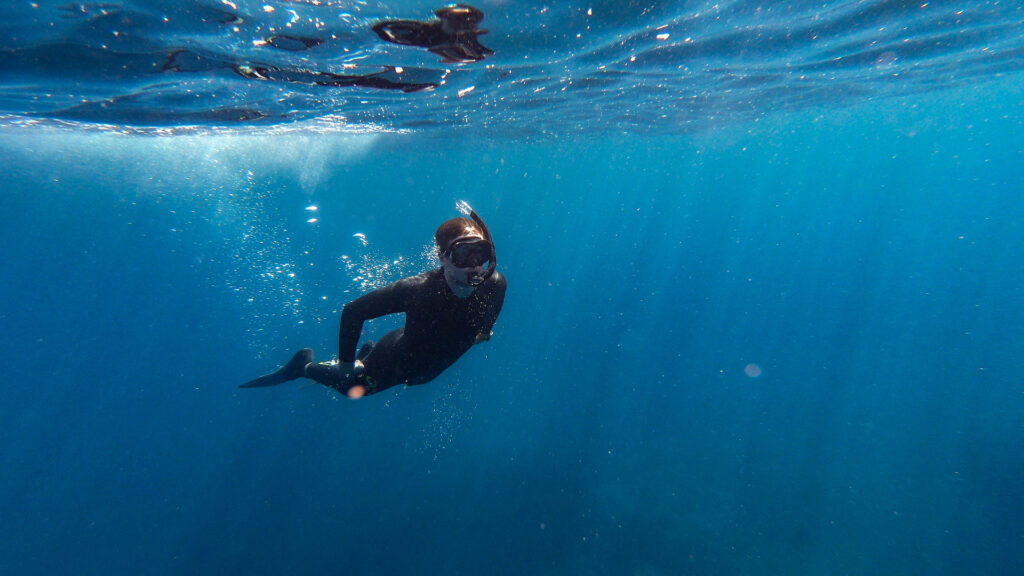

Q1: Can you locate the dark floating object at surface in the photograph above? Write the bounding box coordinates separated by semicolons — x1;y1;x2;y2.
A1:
265;35;322;52
373;3;493;64
160;49;440;93
235;63;439;93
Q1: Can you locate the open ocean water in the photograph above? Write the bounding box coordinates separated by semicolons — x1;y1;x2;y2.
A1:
1;1;1023;575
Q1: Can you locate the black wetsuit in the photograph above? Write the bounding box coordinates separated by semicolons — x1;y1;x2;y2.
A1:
306;268;506;395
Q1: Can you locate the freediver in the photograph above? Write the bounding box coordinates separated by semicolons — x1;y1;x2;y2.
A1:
241;207;506;398
373;3;494;63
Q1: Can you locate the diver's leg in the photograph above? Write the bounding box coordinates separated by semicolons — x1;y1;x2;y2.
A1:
357;341;375;361
239;348;313;388
305;362;347;389
351;331;405;395
312;331;401;397
305;362;377;398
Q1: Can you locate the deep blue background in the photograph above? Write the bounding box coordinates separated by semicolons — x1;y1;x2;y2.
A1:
2;82;1023;575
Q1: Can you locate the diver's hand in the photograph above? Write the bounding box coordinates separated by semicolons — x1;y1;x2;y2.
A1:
337;360;365;377
474;331;493;344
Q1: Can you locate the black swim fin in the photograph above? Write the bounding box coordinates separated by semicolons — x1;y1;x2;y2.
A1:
240;348;313;388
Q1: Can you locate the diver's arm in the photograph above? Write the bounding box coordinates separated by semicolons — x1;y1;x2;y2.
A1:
338;278;415;362
474;271;506;345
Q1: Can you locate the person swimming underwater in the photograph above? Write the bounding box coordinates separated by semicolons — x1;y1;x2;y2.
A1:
373;4;494;63
241;206;506;398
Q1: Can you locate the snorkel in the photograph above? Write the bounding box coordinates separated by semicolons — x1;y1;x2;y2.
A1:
455;200;497;287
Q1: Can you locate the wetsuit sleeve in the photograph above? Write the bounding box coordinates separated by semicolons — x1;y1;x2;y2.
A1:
479;272;507;337
338;278;417;362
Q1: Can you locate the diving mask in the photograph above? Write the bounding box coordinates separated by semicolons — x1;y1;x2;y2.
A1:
445;237;493;268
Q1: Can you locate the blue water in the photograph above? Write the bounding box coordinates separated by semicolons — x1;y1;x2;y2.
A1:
4;0;1024;133
2;1;1024;575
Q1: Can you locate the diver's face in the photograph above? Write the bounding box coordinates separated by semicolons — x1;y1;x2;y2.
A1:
440;253;485;297
440;229;488;297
